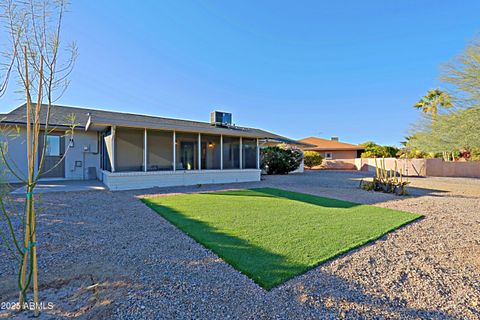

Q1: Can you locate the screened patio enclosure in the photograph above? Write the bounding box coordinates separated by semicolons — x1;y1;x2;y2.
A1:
0;103;309;186
100;126;262;190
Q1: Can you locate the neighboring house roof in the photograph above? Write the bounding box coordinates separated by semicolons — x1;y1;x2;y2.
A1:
299;137;365;151
1;104;310;146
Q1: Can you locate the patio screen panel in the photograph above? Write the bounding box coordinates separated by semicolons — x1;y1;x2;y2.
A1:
242;138;257;169
115;127;144;172
201;134;221;170
223;136;240;169
147;130;173;171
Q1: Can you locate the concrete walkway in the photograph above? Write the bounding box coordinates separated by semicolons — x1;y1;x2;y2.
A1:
11;179;107;194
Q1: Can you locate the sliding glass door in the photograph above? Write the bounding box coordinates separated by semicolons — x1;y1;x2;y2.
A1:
175;132;198;170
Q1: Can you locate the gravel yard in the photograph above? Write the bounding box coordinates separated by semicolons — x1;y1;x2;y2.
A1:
1;171;479;319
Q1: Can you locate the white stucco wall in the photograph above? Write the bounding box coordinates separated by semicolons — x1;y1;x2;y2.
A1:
102;169;261;191
64;130;100;180
0;126;100;182
0;126;29;183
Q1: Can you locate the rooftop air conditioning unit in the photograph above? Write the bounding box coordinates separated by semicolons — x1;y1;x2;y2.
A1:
210;111;232;125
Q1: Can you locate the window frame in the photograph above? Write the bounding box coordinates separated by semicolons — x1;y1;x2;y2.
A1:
45;135;61;156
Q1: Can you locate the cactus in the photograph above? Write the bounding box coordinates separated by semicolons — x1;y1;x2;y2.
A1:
360;158;410;195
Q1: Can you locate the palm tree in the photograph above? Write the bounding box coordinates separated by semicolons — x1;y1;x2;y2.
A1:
414;89;453;124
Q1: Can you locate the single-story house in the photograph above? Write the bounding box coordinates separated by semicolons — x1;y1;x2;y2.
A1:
0;104;308;190
299;136;365;170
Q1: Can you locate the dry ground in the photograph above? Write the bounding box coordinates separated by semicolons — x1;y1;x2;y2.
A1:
0;171;479;319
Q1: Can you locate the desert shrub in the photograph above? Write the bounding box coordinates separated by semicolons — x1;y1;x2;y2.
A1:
396;147;431;159
304;151;323;169
469;148;480;161
261;146;302;174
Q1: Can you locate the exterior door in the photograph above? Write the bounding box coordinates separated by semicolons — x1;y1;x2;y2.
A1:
38;133;65;178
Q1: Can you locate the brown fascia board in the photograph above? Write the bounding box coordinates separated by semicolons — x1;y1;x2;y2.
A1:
261;137;315;147
297;142;317;148
305;147;365;151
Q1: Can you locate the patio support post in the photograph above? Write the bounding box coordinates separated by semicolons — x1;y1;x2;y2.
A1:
111;126;116;172
173;131;176;171
144;129;147;172
239;136;243;169
256;138;260;169
198;133;201;171
220;135;223;170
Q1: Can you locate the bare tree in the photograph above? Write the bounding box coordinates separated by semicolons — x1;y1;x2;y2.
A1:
0;0;77;315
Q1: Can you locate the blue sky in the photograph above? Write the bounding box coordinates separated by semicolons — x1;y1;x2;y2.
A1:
1;1;480;145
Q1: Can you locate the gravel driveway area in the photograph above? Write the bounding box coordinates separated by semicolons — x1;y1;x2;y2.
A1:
1;171;479;319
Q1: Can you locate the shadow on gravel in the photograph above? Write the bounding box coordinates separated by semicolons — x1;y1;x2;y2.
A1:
261;170;452;205
0;268;132;319
402;186;449;197
291;272;458;319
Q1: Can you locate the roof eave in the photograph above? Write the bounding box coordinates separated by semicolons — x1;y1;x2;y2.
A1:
0;120;86;130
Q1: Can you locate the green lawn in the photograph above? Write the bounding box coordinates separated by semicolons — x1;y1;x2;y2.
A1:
142;188;421;289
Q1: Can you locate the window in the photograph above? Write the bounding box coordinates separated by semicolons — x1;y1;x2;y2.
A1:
147;130;173;171
115;127;144;172
45;135;61;156
325;152;333;160
223;136;240;169
242;138;257;169
201;134;221;170
175;132;198;170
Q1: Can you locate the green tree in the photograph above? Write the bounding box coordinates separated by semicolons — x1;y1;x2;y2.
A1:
413;89;453;124
442;38;480;108
408;37;480;161
303;151;323;169
409;107;480;160
360;141;399;158
397;136;430;159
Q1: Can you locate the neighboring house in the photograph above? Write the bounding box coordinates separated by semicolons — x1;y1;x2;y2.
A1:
299;136;364;170
0;104;308;190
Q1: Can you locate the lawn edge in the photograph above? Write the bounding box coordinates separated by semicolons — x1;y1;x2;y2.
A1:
141;198;271;289
141;189;423;290
269;214;423;290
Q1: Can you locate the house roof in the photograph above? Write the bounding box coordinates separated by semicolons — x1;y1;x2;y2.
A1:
299;137;365;151
1;103;310;146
